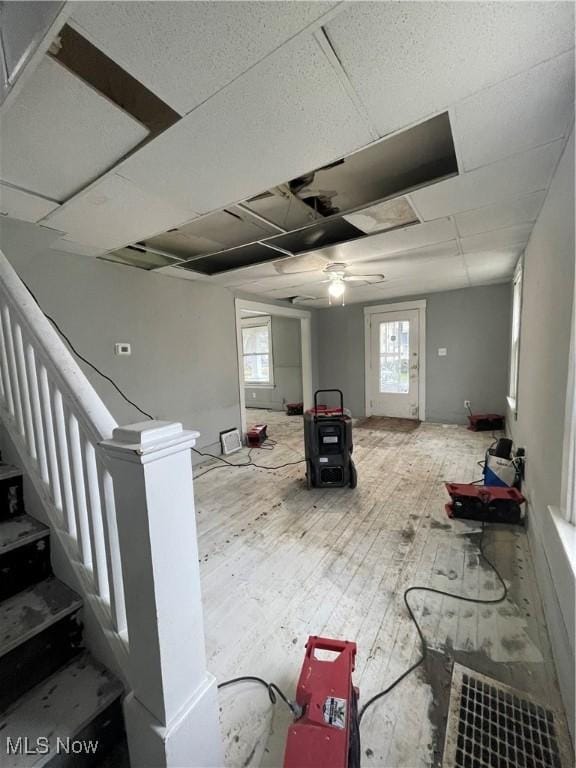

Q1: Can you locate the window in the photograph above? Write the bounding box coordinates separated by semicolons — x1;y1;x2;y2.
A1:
508;261;523;412
379;320;410;393
562;299;575;525
242;317;273;386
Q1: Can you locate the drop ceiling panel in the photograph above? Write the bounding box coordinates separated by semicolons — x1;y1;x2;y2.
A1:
0;1;65;96
354;242;462;275
243;193;320;231
0;183;59;222
117;35;373;215
0;216;65;257
454;51;575;171
234;281;275;295
49;237;102;257
324;2;575;137
41;173;193;250
343;197;419;234
266;217;365;255
154;265;212;283
240;250;467;301
0;57;149;201
464;251;518;282
306;218;458;265
459;224;531;255
296;272;471;307
238;273;324;291
410;141;563;221
100;246;181;271
144;208;278;259
454;192;545;237
209;261;286;287
71;1;338;114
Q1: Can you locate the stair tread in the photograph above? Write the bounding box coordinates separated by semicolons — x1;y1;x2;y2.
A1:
0;576;82;658
0;514;49;554
0;463;23;481
0;651;124;768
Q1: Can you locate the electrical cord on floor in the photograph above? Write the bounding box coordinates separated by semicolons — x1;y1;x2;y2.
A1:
217;676;301;718
23;280;154;421
192;441;306;480
357;521;508;724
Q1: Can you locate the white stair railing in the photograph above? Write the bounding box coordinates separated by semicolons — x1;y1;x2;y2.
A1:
0;248;127;639
0;249;223;767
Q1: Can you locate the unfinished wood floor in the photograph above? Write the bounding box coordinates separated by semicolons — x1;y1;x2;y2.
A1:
194;410;566;768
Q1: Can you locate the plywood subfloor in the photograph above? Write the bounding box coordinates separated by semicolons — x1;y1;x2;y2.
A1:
194;411;567;767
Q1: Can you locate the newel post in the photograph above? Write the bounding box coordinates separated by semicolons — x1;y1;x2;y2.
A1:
100;421;223;768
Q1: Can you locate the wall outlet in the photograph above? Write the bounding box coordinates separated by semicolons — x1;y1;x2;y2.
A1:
115;342;131;356
252;392;256;399
438;347;447;356
464;400;471;409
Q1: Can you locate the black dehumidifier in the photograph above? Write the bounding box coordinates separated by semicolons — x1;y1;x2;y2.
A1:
304;390;357;489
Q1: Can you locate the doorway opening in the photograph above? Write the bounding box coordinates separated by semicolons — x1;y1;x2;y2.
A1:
235;299;313;440
364;300;426;420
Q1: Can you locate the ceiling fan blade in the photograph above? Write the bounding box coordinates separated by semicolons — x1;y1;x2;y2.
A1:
290;295;322;305
344;273;385;282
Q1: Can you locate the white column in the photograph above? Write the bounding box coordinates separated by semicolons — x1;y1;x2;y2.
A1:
100;421;223;768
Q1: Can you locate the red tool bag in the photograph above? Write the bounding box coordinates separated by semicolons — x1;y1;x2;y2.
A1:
284;637;360;768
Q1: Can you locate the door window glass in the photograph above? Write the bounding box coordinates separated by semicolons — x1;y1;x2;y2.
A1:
379;320;410;393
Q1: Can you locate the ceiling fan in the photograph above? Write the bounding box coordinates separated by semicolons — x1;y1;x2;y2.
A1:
288;262;385;306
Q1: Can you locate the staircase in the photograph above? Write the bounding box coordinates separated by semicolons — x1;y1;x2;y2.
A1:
0;460;127;767
0;247;223;766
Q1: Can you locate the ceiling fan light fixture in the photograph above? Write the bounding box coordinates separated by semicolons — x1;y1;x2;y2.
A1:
328;276;346;303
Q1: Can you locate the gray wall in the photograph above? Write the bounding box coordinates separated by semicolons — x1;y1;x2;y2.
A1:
244;315;302;410
317;284;512;422
507;131;574;736
0;218;241;452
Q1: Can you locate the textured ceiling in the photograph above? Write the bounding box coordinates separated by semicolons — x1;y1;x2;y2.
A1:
0;56;148;201
1;0;574;305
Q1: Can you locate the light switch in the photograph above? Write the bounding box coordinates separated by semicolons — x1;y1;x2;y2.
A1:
438;347;447;357
115;342;131;356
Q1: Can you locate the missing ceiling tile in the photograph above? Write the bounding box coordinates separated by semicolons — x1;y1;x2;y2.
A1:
144;208;280;260
120;113;457;276
280;112;457;218
177;242;288;275
49;24;180;136
266;217;365;255
99;245;182;271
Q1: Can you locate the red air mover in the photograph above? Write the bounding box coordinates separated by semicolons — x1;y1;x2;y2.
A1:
445;483;525;525
467;413;505;432
247;423;267;447
284;637;360;768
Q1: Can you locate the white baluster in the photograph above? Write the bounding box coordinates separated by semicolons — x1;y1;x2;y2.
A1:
52;387;77;538
0;297;15;417
1;305;25;435
97;459;127;636
81;436;109;601
24;339;49;484
38;365;63;515
65;407;92;571
13;322;37;459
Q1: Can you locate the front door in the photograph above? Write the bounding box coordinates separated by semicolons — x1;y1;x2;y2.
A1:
368;309;420;419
